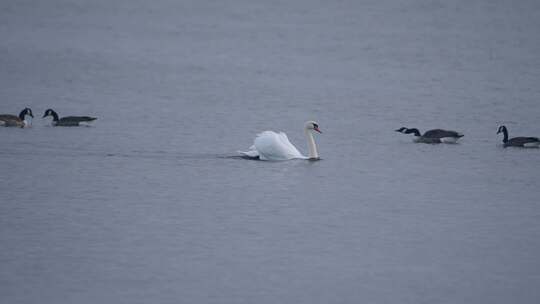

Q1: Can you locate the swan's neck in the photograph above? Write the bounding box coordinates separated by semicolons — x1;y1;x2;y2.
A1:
305;129;319;159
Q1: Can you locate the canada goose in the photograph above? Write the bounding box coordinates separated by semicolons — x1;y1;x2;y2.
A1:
0;108;34;127
395;127;464;144
497;125;539;147
43;109;97;127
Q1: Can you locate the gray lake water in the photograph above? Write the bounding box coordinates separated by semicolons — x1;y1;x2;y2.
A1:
1;0;540;303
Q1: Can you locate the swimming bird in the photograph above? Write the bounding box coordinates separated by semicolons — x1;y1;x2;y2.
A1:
395;127;464;143
0;108;34;127
239;121;322;161
43;109;97;126
497;125;539;147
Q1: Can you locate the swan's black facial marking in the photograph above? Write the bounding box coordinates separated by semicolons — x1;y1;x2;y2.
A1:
311;122;322;133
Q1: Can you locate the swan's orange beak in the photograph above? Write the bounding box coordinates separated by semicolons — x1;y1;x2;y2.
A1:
314;126;322;133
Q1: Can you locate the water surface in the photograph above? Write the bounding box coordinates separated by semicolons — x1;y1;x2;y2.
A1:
1;0;540;303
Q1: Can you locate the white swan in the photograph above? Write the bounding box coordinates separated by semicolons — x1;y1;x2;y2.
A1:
239;121;322;161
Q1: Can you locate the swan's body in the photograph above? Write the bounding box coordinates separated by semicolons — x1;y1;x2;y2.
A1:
497;125;540;148
395;127;463;144
43;109;96;127
242;131;307;160
0;108;33;128
239;121;322;161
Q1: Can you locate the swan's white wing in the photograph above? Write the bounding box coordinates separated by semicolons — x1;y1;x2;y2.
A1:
275;132;306;158
253;131;306;161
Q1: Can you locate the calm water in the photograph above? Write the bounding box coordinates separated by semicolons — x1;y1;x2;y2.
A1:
2;0;540;303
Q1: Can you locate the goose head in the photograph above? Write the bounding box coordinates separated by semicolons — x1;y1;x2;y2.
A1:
43;109;59;119
305;121;322;133
42;109;60;122
395;127;408;133
395;127;421;136
19;108;34;119
43;109;54;118
496;125;507;134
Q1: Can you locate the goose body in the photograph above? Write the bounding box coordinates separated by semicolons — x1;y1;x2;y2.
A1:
0;108;34;128
239;121;322;161
497;125;539;148
395;127;463;144
43;109;96;126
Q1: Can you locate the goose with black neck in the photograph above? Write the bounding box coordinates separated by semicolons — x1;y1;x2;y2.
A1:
0;108;34;128
395;127;464;144
43;109;97;127
497;125;539;147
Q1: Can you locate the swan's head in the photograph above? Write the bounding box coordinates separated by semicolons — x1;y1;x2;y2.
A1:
496;125;507;134
305;121;322;133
